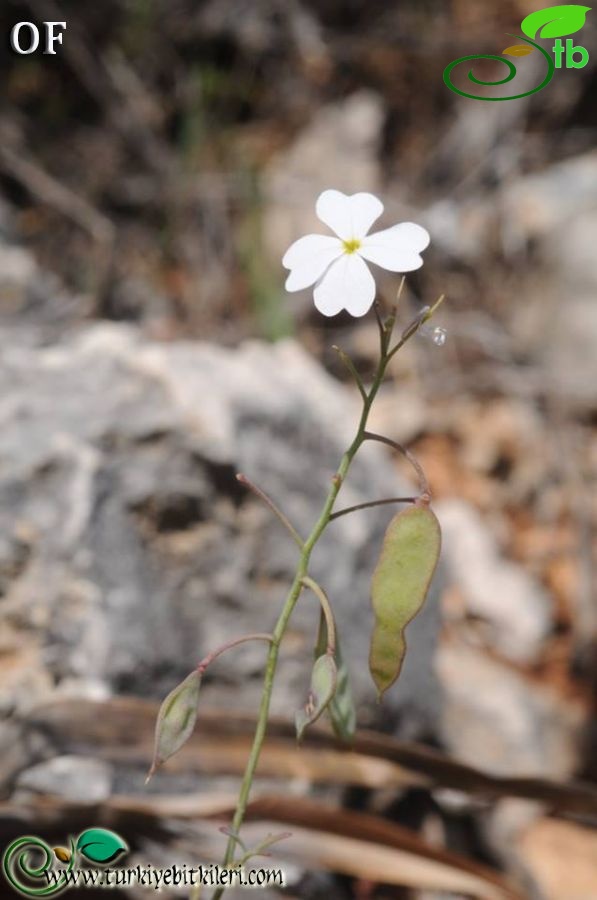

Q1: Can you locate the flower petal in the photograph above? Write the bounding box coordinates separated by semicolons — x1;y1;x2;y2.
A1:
282;234;343;291
316;190;384;241
313;253;376;318
358;223;430;272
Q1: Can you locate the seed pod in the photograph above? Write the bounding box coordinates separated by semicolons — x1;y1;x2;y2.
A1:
369;504;441;699
295;653;337;740
315;612;356;743
147;669;202;781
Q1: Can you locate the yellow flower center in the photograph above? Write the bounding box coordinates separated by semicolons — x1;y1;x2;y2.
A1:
342;238;361;254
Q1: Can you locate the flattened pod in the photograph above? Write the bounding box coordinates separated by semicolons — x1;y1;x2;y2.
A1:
295;653;337;741
315;612;357;743
369;504;441;698
147;669;202;781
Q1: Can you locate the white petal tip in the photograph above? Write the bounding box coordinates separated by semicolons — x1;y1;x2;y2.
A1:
284;273;301;292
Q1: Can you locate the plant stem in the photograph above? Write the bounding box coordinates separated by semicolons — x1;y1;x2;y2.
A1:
197;634;273;674
209;324;393;900
209;297;441;898
329;495;419;521
332;344;367;401
236;473;304;549
300;576;336;655
363;431;430;497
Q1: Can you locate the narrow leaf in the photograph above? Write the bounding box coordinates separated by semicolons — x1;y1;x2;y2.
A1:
147;669;202;780
240;831;292;862
316;612;356;743
76;828;128;864
521;5;590;39
502;44;535;56
370;505;440;698
296;654;337;740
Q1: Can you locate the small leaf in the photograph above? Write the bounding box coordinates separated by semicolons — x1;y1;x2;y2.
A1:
296;654;337;740
147;669;202;781
502;44;535;56
315;612;356;743
76;828;128;864
240;831;292;863
369;505;440;699
53;846;71;863
521;4;590;39
219;827;248;853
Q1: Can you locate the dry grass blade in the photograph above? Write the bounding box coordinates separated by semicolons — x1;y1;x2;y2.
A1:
0;792;522;899
225;795;524;899
25;698;597;816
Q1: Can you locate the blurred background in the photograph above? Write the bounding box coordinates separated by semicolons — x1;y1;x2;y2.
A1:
0;0;596;897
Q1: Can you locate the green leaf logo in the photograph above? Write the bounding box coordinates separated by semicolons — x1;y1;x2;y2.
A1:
76;828;128;864
521;4;591;39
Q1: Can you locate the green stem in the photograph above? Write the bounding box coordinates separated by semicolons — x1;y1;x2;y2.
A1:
300;576;336;655
236;473;304;549
208;330;391;900
197;633;273;674
208;297;440;899
329;495;419;521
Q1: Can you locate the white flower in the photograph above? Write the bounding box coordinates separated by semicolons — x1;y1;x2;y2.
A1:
282;189;430;317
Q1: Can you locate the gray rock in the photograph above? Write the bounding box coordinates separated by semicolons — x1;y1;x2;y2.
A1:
500;152;597;244
437;642;584;778
0;323;442;744
16;754;113;803
435;499;551;665
0;721;30;792
0;236;86;337
425;152;597;408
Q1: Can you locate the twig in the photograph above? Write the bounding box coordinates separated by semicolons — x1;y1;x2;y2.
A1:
236;473;304;549
197;634;273;674
424;292;446;321
363;431;430;498
396;275;406;305
300;576;336;654
387;293;446;362
0;141;114;244
330;496;419;521
23;0;173;175
211;308;399;900
332;345;367;401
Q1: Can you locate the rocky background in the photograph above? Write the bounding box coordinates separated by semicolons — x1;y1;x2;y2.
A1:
0;1;596;898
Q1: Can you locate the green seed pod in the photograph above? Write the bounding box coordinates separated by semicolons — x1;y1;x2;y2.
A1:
369;504;441;699
147;669;202;781
315;612;356;743
295;653;337;741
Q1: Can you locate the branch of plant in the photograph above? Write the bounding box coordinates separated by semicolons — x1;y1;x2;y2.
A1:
300;575;337;655
209;292;442;899
236;473;304;549
387;293;445;361
363;431;430;499
332;345;367;401
329;495;419;521
197;634;274;675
